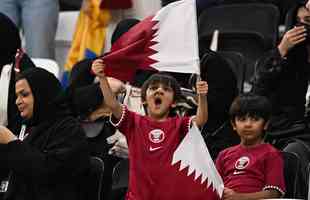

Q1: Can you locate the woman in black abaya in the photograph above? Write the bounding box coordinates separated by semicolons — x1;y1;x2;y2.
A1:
0;68;89;200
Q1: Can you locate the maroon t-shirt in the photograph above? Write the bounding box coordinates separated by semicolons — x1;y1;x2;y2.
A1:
112;106;219;200
216;143;286;195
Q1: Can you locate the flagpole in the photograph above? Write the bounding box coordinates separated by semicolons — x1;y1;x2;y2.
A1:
192;0;201;81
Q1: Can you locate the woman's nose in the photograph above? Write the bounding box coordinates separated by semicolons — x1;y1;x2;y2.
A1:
16;96;22;105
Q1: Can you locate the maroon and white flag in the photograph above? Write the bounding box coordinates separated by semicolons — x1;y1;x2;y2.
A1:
102;0;200;82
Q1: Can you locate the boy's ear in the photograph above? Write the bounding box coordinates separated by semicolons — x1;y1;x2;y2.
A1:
170;102;177;108
230;119;236;130
264;120;270;130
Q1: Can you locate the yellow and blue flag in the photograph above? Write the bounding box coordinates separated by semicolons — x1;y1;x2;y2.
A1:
62;0;110;87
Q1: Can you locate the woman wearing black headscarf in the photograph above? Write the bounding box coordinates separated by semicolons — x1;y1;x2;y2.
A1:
0;68;89;200
0;12;35;133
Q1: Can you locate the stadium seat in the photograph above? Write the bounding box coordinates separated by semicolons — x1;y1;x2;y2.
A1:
112;159;129;191
307;163;310;200
198;3;279;81
82;156;105;200
199;50;240;159
282;151;304;199
31;58;60;79
218;51;246;93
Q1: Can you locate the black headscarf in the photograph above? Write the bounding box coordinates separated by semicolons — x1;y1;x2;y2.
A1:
111;18;140;44
0;12;21;69
17;68;68;126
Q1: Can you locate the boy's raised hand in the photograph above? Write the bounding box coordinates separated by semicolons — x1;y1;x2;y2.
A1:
196;81;208;96
91;59;106;78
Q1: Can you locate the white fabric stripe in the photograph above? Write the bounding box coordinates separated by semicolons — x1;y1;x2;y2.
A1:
149;0;200;75
0;64;13;126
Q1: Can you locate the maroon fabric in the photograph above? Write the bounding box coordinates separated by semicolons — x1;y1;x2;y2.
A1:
216;144;286;194
112;106;220;200
100;0;132;9
101;16;158;83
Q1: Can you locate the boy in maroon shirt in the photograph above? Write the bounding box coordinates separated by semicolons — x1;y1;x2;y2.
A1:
216;93;285;200
91;59;220;200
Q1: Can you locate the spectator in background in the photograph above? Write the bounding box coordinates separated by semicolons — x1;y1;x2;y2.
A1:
67;18;140;200
0;0;59;59
0;12;35;134
0;68;89;200
252;3;310;197
252;4;310;149
67;18;140;160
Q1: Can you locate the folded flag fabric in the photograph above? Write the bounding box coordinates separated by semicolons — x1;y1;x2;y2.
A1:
101;0;200;83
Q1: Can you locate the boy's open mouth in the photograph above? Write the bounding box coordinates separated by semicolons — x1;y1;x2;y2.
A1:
154;97;162;106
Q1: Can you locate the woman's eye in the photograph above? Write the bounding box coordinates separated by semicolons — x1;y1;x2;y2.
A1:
21;91;29;97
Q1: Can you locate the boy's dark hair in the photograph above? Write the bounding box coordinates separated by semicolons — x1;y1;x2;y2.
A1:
229;93;272;122
141;72;182;103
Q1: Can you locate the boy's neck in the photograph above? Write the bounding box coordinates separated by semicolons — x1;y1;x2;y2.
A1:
240;139;264;148
148;114;169;122
147;112;170;122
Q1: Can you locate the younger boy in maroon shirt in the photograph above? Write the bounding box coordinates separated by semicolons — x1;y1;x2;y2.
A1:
216;93;286;200
91;59;220;200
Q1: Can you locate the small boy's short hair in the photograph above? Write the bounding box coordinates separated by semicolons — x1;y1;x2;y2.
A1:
229;93;272;122
141;72;182;103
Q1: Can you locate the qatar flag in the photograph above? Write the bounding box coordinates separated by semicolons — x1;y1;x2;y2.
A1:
102;0;200;82
172;123;224;198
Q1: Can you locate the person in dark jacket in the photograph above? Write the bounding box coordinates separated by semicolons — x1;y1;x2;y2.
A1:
252;4;310;143
252;4;310;198
0;67;89;200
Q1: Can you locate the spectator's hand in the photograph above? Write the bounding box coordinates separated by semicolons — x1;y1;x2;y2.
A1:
91;59;106;78
107;131;129;158
0;126;17;144
278;26;307;57
196;81;208;96
222;188;241;200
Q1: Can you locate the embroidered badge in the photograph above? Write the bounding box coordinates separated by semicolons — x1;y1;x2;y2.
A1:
235;156;250;170
148;129;165;144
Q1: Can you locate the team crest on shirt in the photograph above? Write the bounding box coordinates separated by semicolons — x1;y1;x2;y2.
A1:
148;129;165;143
235;156;250;170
